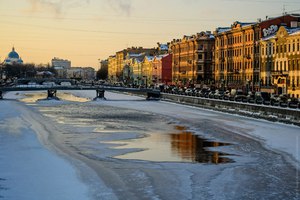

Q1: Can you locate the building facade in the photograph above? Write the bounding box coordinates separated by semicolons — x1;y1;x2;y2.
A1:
141;56;154;87
214;14;300;92
152;54;172;85
66;67;95;80
214;22;256;91
170;31;215;86
260;26;300;98
108;55;117;82
51;57;71;78
115;47;157;81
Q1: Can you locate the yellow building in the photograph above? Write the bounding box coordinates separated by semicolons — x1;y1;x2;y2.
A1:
108;55;117;82
123;53;145;85
170;32;215;86
214;21;256;90
215;15;300;92
141;56;154;87
115;47;157;82
260;26;300;98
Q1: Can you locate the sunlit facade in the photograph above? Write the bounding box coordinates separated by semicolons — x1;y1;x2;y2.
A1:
141;56;154;87
260;26;300;98
214;22;256;90
115;47;157;82
215;14;300;92
170;32;215;86
108;55;117;82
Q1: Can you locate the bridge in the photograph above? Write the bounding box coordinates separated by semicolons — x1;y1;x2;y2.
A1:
0;85;161;100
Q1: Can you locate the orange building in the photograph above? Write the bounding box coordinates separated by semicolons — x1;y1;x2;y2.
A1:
214;14;300;92
170;32;215;86
260;26;300;97
214;22;256;91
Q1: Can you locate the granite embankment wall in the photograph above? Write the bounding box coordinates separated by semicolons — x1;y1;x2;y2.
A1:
161;93;300;126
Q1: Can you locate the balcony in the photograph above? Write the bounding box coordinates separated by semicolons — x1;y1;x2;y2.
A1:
271;70;289;76
197;48;206;53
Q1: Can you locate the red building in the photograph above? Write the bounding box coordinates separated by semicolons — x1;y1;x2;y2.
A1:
152;54;172;85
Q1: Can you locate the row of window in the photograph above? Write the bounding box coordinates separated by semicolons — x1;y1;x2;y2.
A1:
216;46;254;58
217;33;254;47
262;42;300;55
261;59;300;71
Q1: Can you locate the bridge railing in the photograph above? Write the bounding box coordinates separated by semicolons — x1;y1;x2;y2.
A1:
0;85;161;100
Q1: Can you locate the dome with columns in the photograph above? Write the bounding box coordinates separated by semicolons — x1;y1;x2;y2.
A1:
4;47;23;65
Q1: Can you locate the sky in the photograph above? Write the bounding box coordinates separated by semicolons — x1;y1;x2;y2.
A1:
0;0;300;69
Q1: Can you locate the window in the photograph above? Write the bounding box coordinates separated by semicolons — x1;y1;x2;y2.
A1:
198;65;203;71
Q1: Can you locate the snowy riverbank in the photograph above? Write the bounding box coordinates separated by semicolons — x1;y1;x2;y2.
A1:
1;90;299;199
0;100;93;200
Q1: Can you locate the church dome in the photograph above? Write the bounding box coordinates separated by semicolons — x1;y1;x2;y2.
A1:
8;47;20;59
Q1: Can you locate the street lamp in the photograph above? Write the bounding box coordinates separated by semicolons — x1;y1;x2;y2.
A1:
143;76;147;88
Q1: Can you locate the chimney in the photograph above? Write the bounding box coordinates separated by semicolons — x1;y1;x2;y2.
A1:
291;21;298;28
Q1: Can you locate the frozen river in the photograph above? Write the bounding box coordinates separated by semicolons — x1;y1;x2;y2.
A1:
1;91;300;199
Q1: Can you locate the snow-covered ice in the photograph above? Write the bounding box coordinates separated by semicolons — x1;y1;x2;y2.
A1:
0;101;90;200
1;90;299;200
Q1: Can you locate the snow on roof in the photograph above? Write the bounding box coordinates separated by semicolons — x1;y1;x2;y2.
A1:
145;56;154;61
286;27;300;36
160;44;168;51
262;27;300;41
216;27;231;33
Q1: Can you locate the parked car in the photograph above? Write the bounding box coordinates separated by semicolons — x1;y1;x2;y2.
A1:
42;81;56;86
200;88;210;98
194;88;202;97
208;90;216;99
178;87;185;95
214;90;225;99
223;90;231;100
279;94;288;107
60;81;72;86
288;98;299;109
270;94;280;106
260;92;271;105
247;92;255;103
185;88;194;96
234;90;247;102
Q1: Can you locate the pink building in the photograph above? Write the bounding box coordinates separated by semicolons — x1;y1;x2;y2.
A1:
152;54;172;85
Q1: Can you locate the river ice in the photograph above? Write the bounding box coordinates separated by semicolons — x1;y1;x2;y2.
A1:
1;90;300;200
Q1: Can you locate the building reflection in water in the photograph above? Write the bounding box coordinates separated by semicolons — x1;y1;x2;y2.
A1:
112;125;234;164
170;126;233;164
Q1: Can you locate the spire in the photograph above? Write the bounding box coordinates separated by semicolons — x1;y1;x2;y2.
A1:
12;46;15;52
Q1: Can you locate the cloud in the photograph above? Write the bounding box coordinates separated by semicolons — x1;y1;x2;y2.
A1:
105;0;132;16
26;0;90;15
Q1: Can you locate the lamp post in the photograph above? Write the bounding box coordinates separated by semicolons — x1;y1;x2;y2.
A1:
143;76;148;88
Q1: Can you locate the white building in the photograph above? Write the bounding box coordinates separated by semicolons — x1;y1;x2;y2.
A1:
4;47;23;65
51;57;71;78
51;57;71;69
67;67;95;80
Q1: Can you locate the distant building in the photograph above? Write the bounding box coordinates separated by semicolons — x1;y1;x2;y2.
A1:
141;56;154;86
115;47;158;81
4;47;23;65
157;42;169;54
67;67;95;80
123;53;145;85
152;54;172;85
108;55;117;82
51;57;71;78
51;57;71;69
170;32;215;86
